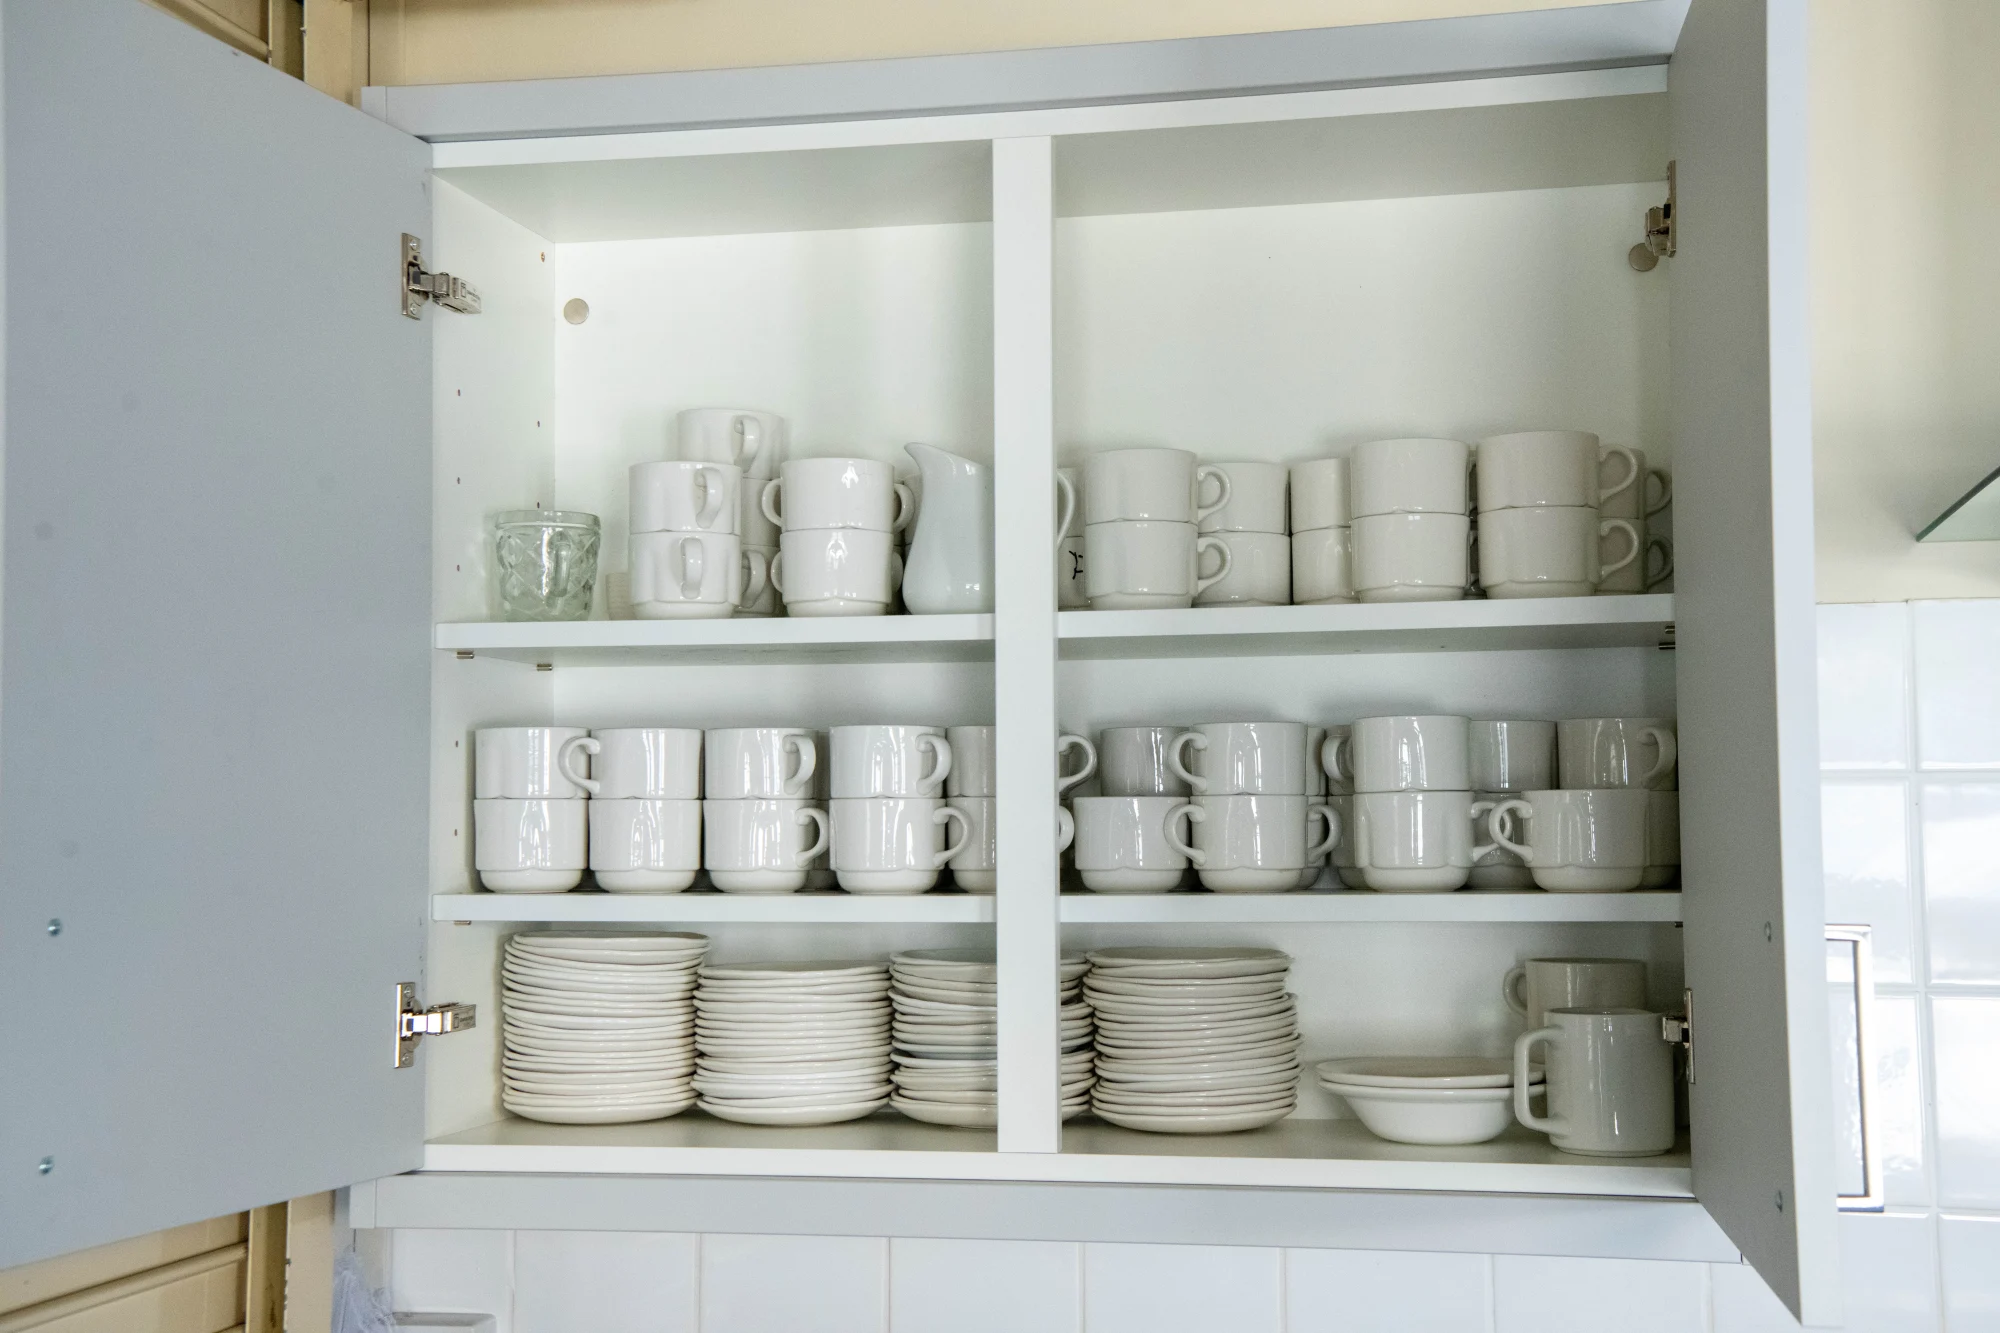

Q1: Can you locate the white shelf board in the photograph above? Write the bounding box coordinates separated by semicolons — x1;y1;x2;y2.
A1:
433;891;994;924
421;1113;1690;1198
436;614;993;666
1058;594;1673;659
1058;890;1681;924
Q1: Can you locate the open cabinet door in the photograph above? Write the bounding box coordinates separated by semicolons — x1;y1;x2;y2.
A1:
1670;0;1837;1324
0;0;432;1266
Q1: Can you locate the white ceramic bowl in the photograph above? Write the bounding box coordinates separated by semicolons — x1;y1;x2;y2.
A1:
1321;1080;1517;1145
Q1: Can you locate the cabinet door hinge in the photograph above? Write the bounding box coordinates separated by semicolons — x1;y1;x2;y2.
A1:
1629;161;1677;271
1662;987;1693;1084
403;233;481;319
396;981;476;1067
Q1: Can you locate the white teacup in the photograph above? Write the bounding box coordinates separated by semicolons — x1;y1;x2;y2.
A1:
1199;461;1288;534
1304;726;1327;798
1326;792;1366;887
1098;727;1192;798
561;727;702;799
1348;438;1470;518
1351;511;1469;603
1515;1008;1676;1157
1327;715;1471;794
704;728;816;799
1057;733;1098;798
946;726;996;798
676;408;786;478
1057;533;1088;609
1598;522;1674;596
1072;795;1191;892
1193;531;1289;606
1083;447;1230;525
1594;447;1673;595
947;795;998;892
1502;957;1648;1030
761;458;914;533
1485;789;1650;891
588;798;701;892
474;797;587;892
1556;718;1678;790
1467;720;1556;793
739;480;783;545
1644;790;1681;887
1290;457;1351;533
1597;447;1672;521
629;460;740;535
829;725;951;799
1084;520;1232;610
1170;722;1308;796
1475;432;1639;512
476;727;592;800
1167;793;1339;892
1478;506;1638;599
1468;789;1534;887
1350;790;1496;892
737;544;782;616
1056;467;1082;537
772;527;901;616
1291;527;1355;605
830;796;971;894
703;798;830;893
630;531;765;619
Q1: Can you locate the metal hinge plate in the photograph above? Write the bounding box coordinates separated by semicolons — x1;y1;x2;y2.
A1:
1662;987;1694;1083
396;981;476;1067
1629;160;1677;271
402;233;481;319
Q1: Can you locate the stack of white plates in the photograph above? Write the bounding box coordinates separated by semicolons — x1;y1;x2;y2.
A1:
692;961;893;1125
1085;946;1299;1134
500;930;709;1124
1316;1056;1545;1145
886;948;1095;1128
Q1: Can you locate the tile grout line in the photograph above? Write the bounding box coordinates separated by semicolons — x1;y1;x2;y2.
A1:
1483;1251;1496;1333
881;1236;892;1333
1276;1246;1288;1333
1076;1241;1087;1333
694;1232;704;1333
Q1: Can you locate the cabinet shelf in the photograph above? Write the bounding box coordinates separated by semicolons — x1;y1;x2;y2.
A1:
435;614;995;666
432;891;996;924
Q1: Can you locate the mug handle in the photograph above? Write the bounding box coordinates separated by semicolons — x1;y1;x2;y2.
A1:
695;465;728;530
1597;519;1641;580
557;735;602;796
793;806;831;867
1502;965;1529;1017
1514;1027;1565;1135
1469;798;1501;862
1056;733;1097;797
1320;733;1351;787
1645;537;1674;589
919;733;953;794
1164;801;1204;867
1306;802;1341;860
760;477;785;531
1167;731;1207;794
678;537;705;600
1639;727;1678;788
932;805;972;867
1598;446;1640;507
1054;472;1077;553
1194;465;1233;523
1193;536;1233;596
738;549;770;610
1056;806;1075;855
735;416;764;473
784;732;817;797
892;482;917;533
1645;467;1673;516
1488;798;1534;861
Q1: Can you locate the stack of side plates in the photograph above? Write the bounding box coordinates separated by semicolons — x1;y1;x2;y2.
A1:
1315;1056;1545;1145
1085;946;1299;1134
692;961;892;1125
886;948;1095;1128
500;930;709;1124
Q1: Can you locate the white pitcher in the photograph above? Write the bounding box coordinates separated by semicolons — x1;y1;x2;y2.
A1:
900;442;994;614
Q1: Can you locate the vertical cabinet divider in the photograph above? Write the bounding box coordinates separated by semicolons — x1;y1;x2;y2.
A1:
991;136;1062;1154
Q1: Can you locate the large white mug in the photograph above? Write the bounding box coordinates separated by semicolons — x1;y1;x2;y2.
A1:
1502;957;1649;1030
829;725;951;798
1167;793;1339;892
588;798;701;892
675;408;786;478
630;531;765;619
629;460;740;535
1170;722;1308;796
947;795;998;892
476;727;592;800
560;727;702;799
1097;727;1192;798
1326;715;1471;794
474;797;587;892
1485;789;1650;891
1468;790;1534;887
772;527;901;615
1644;790;1681;887
830;796;971;894
1556;718;1678;790
1291;527;1355;605
1193;531;1289;607
1515;1008;1676;1157
1084;520;1231;610
1351;511;1469;603
1475;432;1638;512
704;728;816;799
1349;790;1496;892
1083;447;1230;525
1290;457;1351;533
1199;461;1288;534
1348;438;1470;518
702;798;830;893
1477;506;1638;599
1467;719;1557;793
761;457;914;533
1072;795;1191;892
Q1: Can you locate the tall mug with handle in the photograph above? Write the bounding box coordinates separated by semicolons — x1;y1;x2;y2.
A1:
1514;1008;1676;1157
1502;957;1648;1029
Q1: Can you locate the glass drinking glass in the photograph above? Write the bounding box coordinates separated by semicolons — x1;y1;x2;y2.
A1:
492;510;600;621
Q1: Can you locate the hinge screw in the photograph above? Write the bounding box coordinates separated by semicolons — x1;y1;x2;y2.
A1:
37;1157;53;1175
1774;1189;1785;1212
45;919;61;937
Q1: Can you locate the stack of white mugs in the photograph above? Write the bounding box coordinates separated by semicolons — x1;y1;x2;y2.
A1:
1193;461;1290;606
620;408;786;619
760;458;913;616
1070;448;1236;610
1289;459;1354;606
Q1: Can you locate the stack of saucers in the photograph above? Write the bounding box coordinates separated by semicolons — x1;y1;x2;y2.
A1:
691;961;892;1125
886;948;1095;1127
500;930;709;1124
1316;1056;1545;1145
1086;946;1299;1134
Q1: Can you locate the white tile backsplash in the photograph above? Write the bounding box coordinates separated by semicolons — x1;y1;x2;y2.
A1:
1914;600;2000;769
701;1235;886;1333
1940;1214;2000;1331
1080;1244;1280;1333
1819;602;1912;769
1873;994;1932;1208
1491;1255;1705;1333
513;1231;698;1333
1822;781;1917;983
1932;995;2000;1209
1837;1213;1940;1332
1920;783;2000;982
887;1238;1079;1333
1285;1248;1490;1332
390;1230;513;1333
1708;1261;1801;1333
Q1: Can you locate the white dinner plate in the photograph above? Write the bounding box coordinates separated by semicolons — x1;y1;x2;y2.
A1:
697;1099;887;1125
1312;1056;1539;1089
1084;975;1290;1001
700;961;886;980
1088;1102;1295;1133
1092;1083;1298;1110
1084;947;1291;979
505;1098;695;1125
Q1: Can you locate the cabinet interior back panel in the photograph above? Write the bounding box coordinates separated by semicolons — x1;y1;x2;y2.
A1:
1054;183;1668;466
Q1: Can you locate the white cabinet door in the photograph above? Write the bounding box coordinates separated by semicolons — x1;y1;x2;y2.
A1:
0;0;432;1266
1670;0;1837;1324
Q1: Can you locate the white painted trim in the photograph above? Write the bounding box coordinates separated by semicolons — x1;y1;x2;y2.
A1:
431;893;996;923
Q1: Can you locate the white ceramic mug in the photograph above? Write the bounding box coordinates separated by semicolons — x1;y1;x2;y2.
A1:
1083;520;1231;610
947;795;998;892
761;457;914;533
1467;719;1557;793
1515;1008;1676;1157
1475;432;1639;512
1502;957;1649;1030
1326;792;1366;887
1055;467;1081;538
1193;531;1289;606
1486;789;1650;891
1598;522;1674;595
1320;724;1352;795
476;727;591;800
1326;715;1471;794
1057;733;1098;798
830;796;971;894
1348;438;1470;518
1072;795;1191;892
1644;790;1681;887
1170;722;1308;796
1290;457;1351;533
1097;727;1192;798
1057;533;1088;609
1351;511;1469;603
560;727;702;799
702;798;830;893
772;528;901;615
830;725;951;798
1468;790;1534;887
588;797;701;892
1303;726;1327;798
1199;461;1288;534
945;726;996;798
1166;794;1339;891
1349;790;1496;892
1291;527;1355;605
1556;718;1678;790
1598;447;1672;521
474;797;587;892
1083;448;1230;525
630;531;766;619
737;545;782;616
1477;506;1638;599
739;484;782;546
704;728;816;799
629;460;740;535
676;407;785;478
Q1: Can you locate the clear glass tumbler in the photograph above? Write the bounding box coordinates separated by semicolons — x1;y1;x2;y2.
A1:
492;510;601;621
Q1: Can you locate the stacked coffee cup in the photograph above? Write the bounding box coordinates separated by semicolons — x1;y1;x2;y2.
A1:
1163;723;1339;892
1073;727;1194;892
628;459;767;619
829;726;967;893
944;726;1000;892
1082;448;1234;609
474;727;591;892
1348;438;1472;603
565;728;704;892
762;458;912;616
1289;458;1354;605
1475;431;1642;599
1194;462;1290;607
1483;718;1679;891
701;728;828;893
1465;720;1557;889
1328;715;1493;892
1055;467;1087;608
1596;448;1673;596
